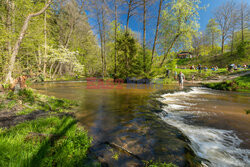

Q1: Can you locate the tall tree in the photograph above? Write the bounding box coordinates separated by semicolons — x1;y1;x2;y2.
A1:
214;0;235;55
5;0;52;83
114;0;118;78
124;0;141;32
239;1;250;42
151;0;163;65
142;0;146;72
230;6;238;55
205;19;221;53
159;0;203;67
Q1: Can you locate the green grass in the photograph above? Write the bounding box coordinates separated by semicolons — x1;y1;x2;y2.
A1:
3;88;78;115
174;68;228;80
205;74;250;92
177;52;250;68
144;160;177;167
0;116;92;167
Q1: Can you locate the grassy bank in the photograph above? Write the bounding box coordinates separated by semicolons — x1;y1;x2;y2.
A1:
177;52;250;68
0;89;95;167
204;74;250;92
0;116;91;167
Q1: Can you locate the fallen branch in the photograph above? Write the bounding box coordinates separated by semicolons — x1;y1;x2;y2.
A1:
101;141;142;161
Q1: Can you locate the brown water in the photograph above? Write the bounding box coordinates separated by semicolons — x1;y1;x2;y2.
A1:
32;82;250;167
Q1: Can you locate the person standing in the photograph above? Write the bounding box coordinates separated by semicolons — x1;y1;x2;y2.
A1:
174;71;177;80
178;72;185;88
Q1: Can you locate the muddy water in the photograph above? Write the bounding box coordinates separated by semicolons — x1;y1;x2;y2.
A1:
32;82;250;167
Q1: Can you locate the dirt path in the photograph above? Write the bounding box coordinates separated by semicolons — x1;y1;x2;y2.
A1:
185;70;250;84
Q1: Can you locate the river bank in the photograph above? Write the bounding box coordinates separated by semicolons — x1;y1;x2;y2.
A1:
0;89;95;166
203;74;250;93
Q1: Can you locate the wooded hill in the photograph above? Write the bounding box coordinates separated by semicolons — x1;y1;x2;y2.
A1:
0;0;249;82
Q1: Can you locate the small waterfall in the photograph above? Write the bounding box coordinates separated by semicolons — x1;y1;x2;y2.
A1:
158;87;250;167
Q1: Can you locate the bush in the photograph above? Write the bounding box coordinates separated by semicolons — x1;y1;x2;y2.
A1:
236;41;250;58
18;89;35;104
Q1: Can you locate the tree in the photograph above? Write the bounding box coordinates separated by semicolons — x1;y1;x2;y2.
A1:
123;0;141;32
205;19;221;54
114;0;118;78
5;0;52;83
239;1;250;42
229;7;239;55
151;0;163;65
116;32;138;78
159;0;203;66
214;0;235;55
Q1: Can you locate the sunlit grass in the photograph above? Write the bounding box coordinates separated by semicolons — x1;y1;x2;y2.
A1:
0;116;92;167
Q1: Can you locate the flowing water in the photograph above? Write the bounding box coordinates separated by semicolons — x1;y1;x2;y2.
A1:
32;82;250;167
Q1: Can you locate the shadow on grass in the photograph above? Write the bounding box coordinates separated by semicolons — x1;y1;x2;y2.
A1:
29;116;77;166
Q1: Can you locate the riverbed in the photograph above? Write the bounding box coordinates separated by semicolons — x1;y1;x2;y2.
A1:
32;82;250;167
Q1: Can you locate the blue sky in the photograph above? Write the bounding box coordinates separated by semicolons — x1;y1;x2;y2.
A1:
87;0;249;46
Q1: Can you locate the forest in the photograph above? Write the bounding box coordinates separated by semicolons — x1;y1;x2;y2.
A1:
0;0;249;82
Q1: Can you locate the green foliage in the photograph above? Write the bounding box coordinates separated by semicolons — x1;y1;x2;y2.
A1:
246;110;250;115
236;41;250;58
116;32;138;79
159;0;204;61
6;89;35;105
144;160;177;167
40;96;78;112
205;74;250;92
18;89;35;104
17;108;35;116
0;116;91;167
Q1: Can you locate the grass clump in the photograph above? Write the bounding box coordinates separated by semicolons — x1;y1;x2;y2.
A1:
204;74;250;92
144;160;177;167
1;88;78;115
0;116;92;167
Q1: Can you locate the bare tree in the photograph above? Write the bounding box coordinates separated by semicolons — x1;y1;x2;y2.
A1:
215;1;235;55
87;0;110;78
239;1;250;42
230;7;238;55
123;0;141;32
5;0;52;83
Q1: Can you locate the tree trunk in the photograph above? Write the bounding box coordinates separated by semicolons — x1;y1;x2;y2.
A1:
6;0;12;59
221;33;224;55
52;62;60;79
37;46;42;70
126;0;132;33
151;0;163;66
143;0;146;73
43;0;47;77
114;0;117;78
101;4;106;76
5;0;52;83
49;62;54;78
160;33;181;67
241;2;244;42
97;12;104;78
231;28;234;56
64;23;75;48
212;32;214;52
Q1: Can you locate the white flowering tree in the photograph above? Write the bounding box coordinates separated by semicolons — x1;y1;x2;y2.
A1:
47;46;84;79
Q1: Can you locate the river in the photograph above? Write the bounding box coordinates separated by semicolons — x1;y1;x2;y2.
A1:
32;82;250;167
